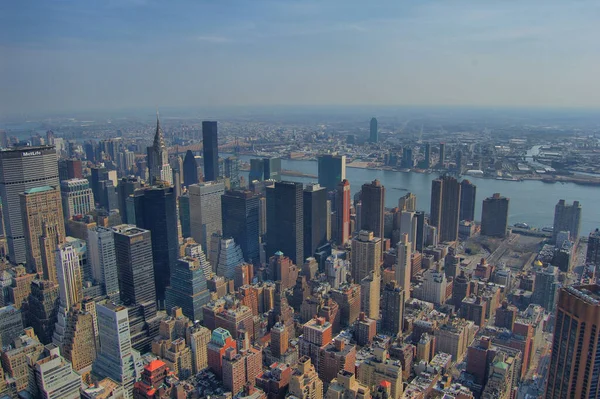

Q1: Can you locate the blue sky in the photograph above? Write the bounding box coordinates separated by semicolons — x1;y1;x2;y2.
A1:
1;0;599;115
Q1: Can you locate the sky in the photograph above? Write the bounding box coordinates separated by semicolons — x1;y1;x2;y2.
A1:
1;0;599;116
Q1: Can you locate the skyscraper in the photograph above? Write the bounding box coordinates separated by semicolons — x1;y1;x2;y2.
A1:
430;175;461;242
546;285;600;398
351;231;381;284
189;181;224;257
361;180;385;241
370;117;378;143
438;143;446;168
147;114;172;185
317;154;346;191
396;233;412;300
414;211;425;252
60;179;94;220
263;157;282;181
587;229;600;266
33;345;82;399
202;121;219;182
266;181;304;265
165;257;210;322
459;180;476;222
336;179;351;246
221;190;260;265
224;156;241;188
55;243;83;312
129;185;178;303
87;226;120;300
552;199;582;244
532;265;558;312
398;192;417;212
303;184;327;259
93;302;142;398
26;280;59;344
20;186;65;278
481;193;509;238
117;176;141;224
423;143;431;169
183;150;200;188
112;225;156;306
0;146;59;264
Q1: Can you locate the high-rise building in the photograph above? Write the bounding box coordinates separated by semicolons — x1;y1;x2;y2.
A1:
129;185;178;302
289;356;323;399
26;280;59;345
381;281;405;338
546;285;600;398
414;211;425;252
423;143;431;169
459;180;476;222
330;284;361;328
183;150;200;188
189;181;224;256
34;345;82;399
396;233;412;299
223;156;241;188
0;146;59;264
481;193;509;238
186;322;211;374
112;225;156;306
351;231;381;284
87;226;119;300
430;175;461;242
202;121;219;182
117;176;141;224
165;257;210;322
552;199;582;244
93;302;142;397
318;154;346;191
438;143;446;168
0;305;23;350
221;190;260;265
452;270;470;310
207;327;237;378
147;114;172;185
336;180;351;246
303;184;327;259
361;180;385;241
398;192;417;212
263;157;282;181
55;243;83;311
532;265;558;312
360;272;380;320
266;181;304;265
587;228;600;266
370;117;378;143
60;179;94;220
356;347;403;399
326;370;371;398
215;237;245;280
20;186;65;278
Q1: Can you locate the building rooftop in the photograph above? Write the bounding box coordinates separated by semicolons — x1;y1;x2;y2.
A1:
565;285;600;305
23;185;54;194
146;359;166;372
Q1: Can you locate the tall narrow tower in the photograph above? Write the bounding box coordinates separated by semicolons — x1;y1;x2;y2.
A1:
147;113;172;185
203;121;219;182
395;233;412;300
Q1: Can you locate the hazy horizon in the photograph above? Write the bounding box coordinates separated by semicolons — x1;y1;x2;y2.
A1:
2;0;600;116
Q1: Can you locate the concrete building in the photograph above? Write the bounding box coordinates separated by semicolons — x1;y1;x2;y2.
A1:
34;344;82;399
26;280;59;345
381;281;405;338
351;231;381;284
360;180;385;242
186;322;211;374
189;181;225;257
356;347;403;399
266;181;304;265
481;193;509;238
165;257;210;322
319;337;357;384
430;175;461;242
289;356;323;399
360;271;380;320
552;199;582;244
0;328;45;394
326;370;370;399
434;319;474;362
395;233;411;300
459;180;476;222
60;178;94;220
318;154;346;192
0;305;23;349
87;226;120;300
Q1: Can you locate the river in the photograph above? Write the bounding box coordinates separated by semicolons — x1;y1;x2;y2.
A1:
230;154;600;235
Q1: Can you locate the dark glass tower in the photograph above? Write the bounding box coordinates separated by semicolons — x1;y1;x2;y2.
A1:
129;186;178;303
202;121;219;182
266;181;304;265
430;175;461;242
459;180;476;222
481;193;509;238
183;150;200;188
179;193;191;239
303;184;327;258
360;180;385;240
438;143;446;168
414;211;425;252
263;157;281;181
317;154;346;191
370;117;378;143
165;257;211;322
221;190;260;265
117;176;141;224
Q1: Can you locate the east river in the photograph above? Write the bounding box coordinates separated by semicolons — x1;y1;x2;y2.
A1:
232;154;600;235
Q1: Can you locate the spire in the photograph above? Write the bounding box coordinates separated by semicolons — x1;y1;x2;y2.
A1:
154;109;166;150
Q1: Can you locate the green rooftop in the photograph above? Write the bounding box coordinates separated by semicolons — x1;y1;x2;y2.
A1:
24;186;54;194
493;361;509;371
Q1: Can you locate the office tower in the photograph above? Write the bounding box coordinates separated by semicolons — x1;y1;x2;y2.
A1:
552;199;582;244
186;322;211;374
189;181;224;256
270;322;288;358
266;181;304;265
54;244;82;311
0;146;59;264
459;180;476;222
117;176;141;224
430;175;461;242
207;327;237;378
587;228;600;266
381;281;405;338
179;193;191;239
326;370;370;398
147;114;172;185
414;211;425;252
330;284;361;328
360;272;380;320
165;257;210;322
87;226;119;300
20;186;65;278
33;345;82;399
398;192;416;212
438;143;446;168
26;280;59;345
318;154;346;191
532;265;558;312
215;237;245;280
401;146;413;169
248;158;264;182
0;305;23;349
351;231;381;284
202;121;219;181
545;286;600;398
93;302;142;397
370;117;378;143
481;193;510;238
221;190;260;265
182;150;199;188
129;186;178;302
356;347;403;399
8;265;35;309
360;180;385;241
60;178;94;220
90;166;108;202
58;159;82;181
98;179;119;212
223;156;240;188
398;211;417;251
303;184;328;259
263;157;282;181
336;180;351;246
452;270;470;310
326;254;349;290
112;225;156;306
289;356;323;399
396;233;411;299
298;317;332;375
423;143;431;168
